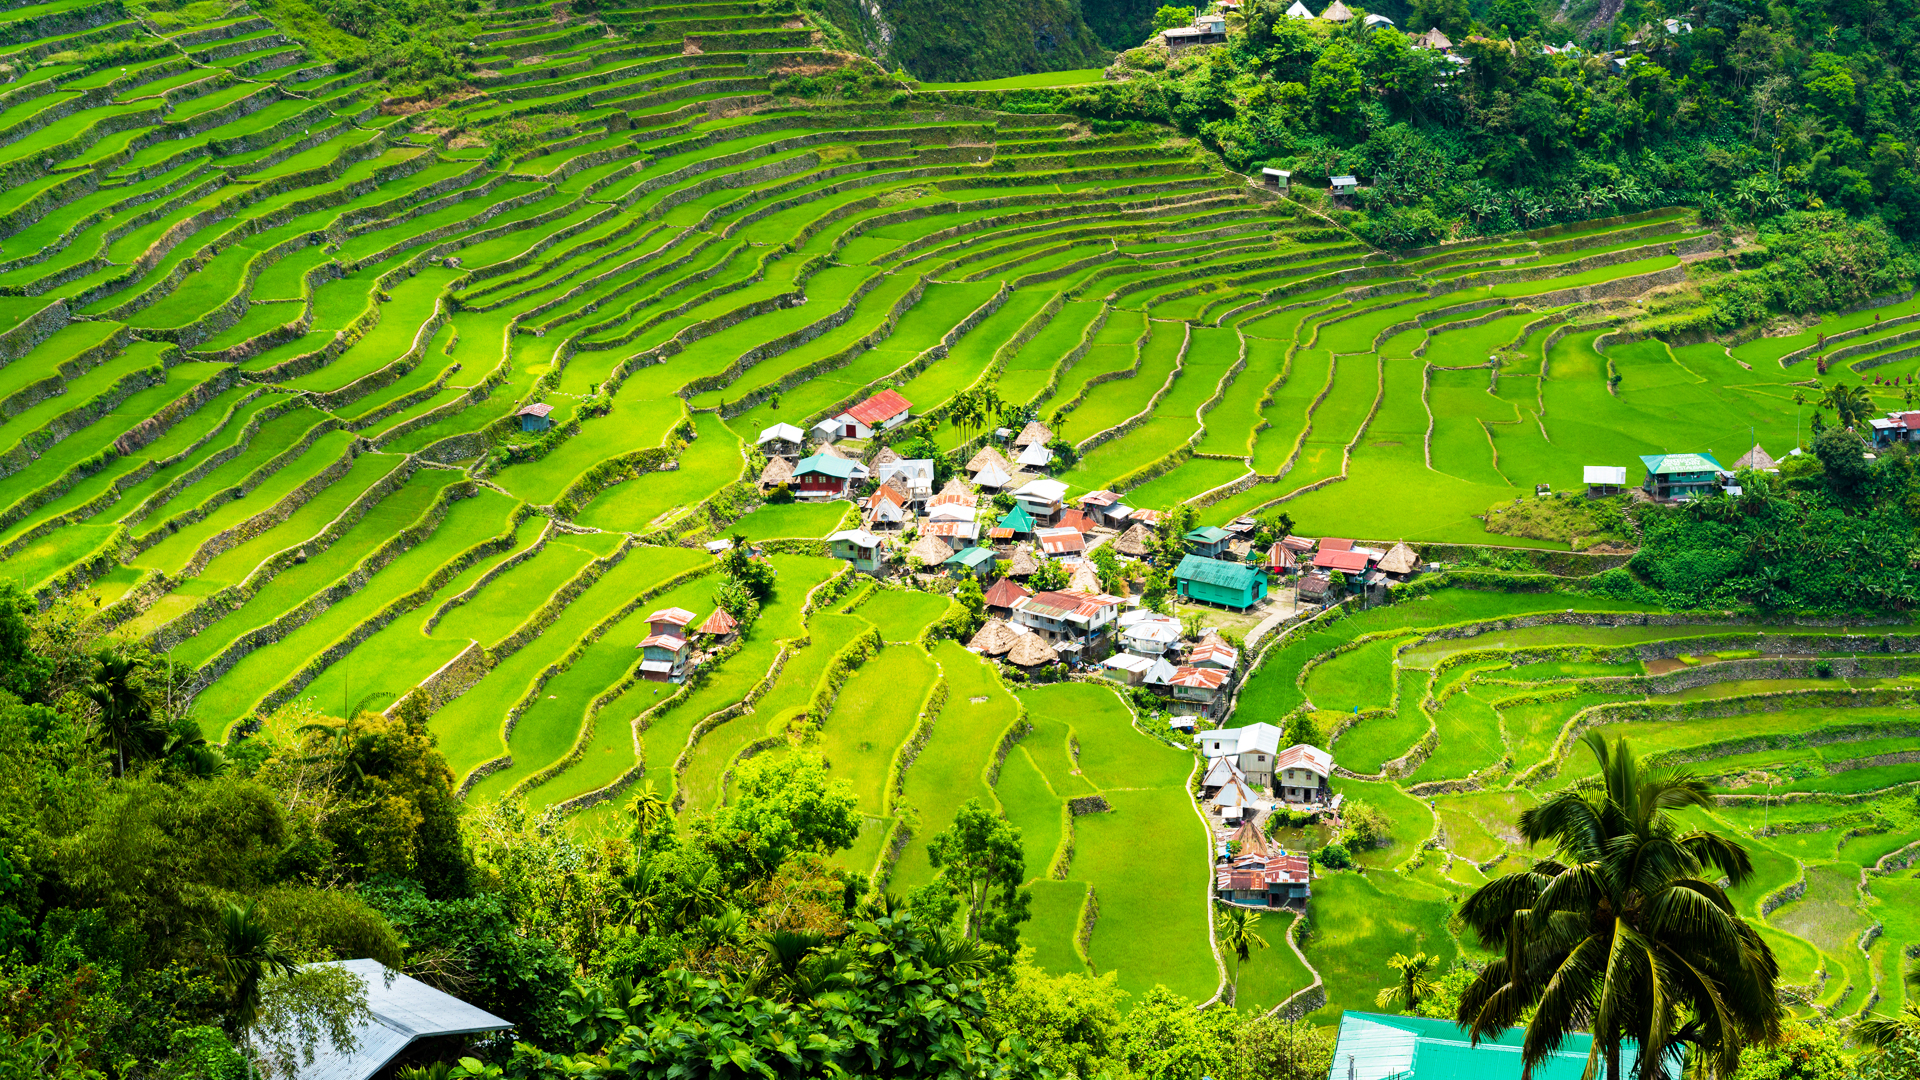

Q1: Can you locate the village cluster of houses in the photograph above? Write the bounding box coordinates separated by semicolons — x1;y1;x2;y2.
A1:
735;389;1435;710
1202;722;1338;908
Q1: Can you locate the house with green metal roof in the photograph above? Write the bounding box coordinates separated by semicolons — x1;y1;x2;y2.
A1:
1175;554;1267;610
944;545;996;581
997;503;1037;536
1639;452;1724;500
1185;526;1232;557
1329;1012;1660;1080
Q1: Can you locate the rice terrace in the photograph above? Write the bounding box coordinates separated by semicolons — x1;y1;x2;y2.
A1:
3;0;1920;1072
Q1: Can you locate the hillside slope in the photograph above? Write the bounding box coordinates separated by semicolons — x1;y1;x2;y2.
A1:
807;0;1111;81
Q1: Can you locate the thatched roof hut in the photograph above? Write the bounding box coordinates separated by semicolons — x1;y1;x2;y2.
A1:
1114;523;1153;557
936;477;977;503
969;619;1018;656
1013;421;1053;448
1069;560;1103;594
1006;632;1059;668
758;456;794;489
1007;545;1042;577
966;446;1012;475
908;533;953;567
1376;542;1420;575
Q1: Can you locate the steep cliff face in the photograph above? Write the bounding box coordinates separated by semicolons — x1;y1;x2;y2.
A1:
807;0;1111;81
1080;0;1162;50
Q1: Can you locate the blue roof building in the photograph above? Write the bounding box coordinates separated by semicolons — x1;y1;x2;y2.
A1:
1329;1012;1660;1080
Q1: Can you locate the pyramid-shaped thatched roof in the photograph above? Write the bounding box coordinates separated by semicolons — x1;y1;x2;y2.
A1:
1733;444;1776;471
1007;632;1059;667
937;477;976;502
966;446;1012;474
1115;523;1153;557
1376;541;1419;575
759;456;794;487
1069;560;1103;594
1007;545;1042;577
969;618;1018;656
1013;421;1053;448
1230;816;1274;858
908;533;953;566
870;445;901;468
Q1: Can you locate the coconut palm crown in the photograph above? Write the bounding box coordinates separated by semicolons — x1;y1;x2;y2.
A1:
1454;731;1783;1080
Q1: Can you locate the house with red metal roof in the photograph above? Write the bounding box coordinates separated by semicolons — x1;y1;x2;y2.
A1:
1169;664;1229;706
1275;743;1334;804
826;389;913;440
1035;526;1086;556
697;608;738;641
1216;817;1312;907
982;577;1031;615
1312;547;1372;574
1008;589;1123;658
1869;411;1920;448
637;607;698;682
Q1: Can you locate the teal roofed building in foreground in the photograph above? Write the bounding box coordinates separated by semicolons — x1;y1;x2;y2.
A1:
1639;452;1724;500
1329;1012;1661;1080
1175;553;1267;610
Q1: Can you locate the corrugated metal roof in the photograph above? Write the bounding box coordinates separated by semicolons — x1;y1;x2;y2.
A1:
841;389;912;426
1328;1011;1651;1080
1177;553;1264;589
1640;452;1724;475
795;454;861;479
293;960;511;1080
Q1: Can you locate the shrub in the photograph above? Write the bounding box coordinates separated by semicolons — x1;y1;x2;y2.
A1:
1314;842;1352;869
1339;799;1391;850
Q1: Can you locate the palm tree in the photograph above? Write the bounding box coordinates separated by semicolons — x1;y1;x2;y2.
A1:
1853;958;1920;1049
1822;383;1872;428
86;647;156;776
1454;731;1781;1080
1376;951;1438;1013
1216;904;1268;1005
625;782;669;854
201;899;299;1036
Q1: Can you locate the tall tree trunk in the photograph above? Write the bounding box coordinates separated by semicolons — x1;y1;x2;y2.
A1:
1607;1026;1622;1080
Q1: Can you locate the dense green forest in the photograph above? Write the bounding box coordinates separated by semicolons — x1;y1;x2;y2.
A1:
953;0;1919;268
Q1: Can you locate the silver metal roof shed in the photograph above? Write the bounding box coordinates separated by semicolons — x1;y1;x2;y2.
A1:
294;960;511;1080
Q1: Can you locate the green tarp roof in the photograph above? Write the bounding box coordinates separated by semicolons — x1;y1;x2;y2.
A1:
998;504;1036;532
1175;554;1262;590
1185;526;1230;543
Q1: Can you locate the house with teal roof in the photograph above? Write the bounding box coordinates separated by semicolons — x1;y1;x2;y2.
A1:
1175;554;1267;610
1185;526;1232;558
1640;452;1724;500
997;503;1037;536
1328;1012;1661;1080
945;546;996;581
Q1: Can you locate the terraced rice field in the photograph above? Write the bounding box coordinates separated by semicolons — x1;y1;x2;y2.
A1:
4;0;1915;1024
1222;587;1920;1024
